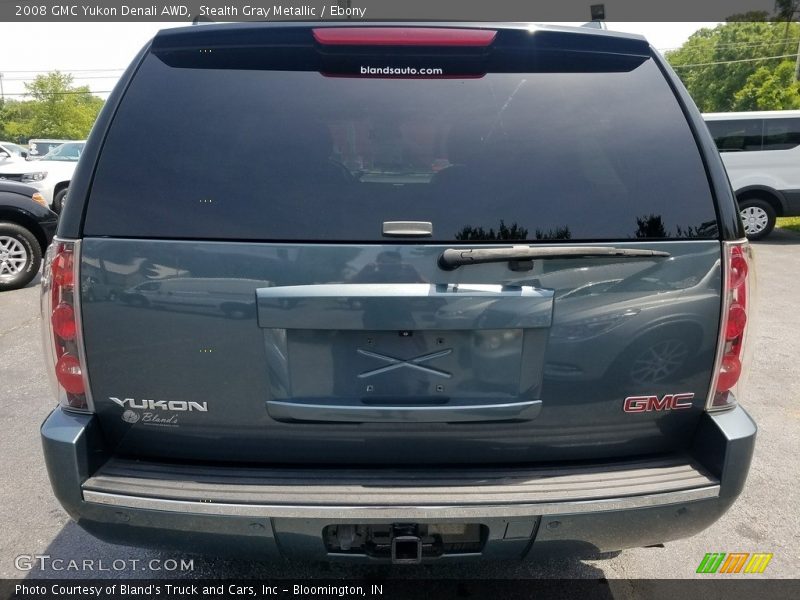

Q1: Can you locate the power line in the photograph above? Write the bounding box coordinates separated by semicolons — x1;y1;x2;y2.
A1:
1;74;121;81
671;53;799;68
0;90;112;97
659;38;800;52
0;68;124;74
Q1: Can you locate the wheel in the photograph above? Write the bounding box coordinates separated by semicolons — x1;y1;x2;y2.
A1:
125;295;149;308
608;327;698;387
53;187;68;213
739;199;776;240
0;222;42;291
221;302;254;319
627;338;691;385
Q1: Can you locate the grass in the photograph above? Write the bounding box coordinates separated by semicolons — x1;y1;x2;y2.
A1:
776;216;800;233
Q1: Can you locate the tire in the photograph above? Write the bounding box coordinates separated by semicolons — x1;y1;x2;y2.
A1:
125;295;149;308
609;327;698;387
626;337;692;385
53;187;68;213
222;302;254;319
0;222;42;292
739;198;776;240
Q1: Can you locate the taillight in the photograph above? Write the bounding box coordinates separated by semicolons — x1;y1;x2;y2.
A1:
707;241;754;411
41;239;93;412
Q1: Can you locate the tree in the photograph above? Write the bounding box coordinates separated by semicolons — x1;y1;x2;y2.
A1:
666;20;800;112
456;220;529;241
0;100;37;141
635;215;667;239
733;61;800;109
0;72;104;141
25;72;104;138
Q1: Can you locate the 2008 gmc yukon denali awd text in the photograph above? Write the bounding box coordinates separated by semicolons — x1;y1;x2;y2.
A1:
39;22;756;563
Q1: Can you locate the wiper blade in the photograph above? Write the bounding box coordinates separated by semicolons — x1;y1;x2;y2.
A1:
438;245;670;271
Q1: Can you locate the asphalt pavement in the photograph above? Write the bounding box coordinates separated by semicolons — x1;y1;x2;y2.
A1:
0;231;797;587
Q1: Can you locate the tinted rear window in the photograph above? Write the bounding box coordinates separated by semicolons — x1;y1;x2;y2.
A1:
706;119;763;152
763;118;800;150
85;52;718;241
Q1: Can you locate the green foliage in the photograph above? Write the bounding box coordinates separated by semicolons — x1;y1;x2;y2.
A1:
776;216;800;232
0;72;104;141
0;101;36;141
733;61;800;109
666;20;800;112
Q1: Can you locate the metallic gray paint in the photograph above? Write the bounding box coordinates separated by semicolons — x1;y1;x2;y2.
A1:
78;238;721;464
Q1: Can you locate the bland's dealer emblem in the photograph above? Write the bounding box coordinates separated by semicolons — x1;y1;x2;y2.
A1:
121;410;140;424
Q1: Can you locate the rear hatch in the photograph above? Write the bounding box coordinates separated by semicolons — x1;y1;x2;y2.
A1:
78;25;722;465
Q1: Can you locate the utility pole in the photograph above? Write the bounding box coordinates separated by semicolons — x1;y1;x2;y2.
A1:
795;37;800;81
789;0;800;81
0;73;4;103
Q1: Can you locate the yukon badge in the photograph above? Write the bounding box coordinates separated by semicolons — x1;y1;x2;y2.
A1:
110;397;209;412
623;393;695;413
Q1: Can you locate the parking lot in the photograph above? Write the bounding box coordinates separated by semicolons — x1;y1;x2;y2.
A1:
0;231;798;584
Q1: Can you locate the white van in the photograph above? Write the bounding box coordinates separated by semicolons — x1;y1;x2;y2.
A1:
704;110;800;239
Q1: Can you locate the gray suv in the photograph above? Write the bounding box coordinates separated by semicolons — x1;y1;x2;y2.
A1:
40;23;755;563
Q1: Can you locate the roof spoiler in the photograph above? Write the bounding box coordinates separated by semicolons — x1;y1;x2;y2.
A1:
152;23;650;58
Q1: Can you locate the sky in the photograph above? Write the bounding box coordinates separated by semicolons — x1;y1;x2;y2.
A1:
0;21;717;99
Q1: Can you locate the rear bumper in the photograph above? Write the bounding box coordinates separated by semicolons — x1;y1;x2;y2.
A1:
41;405;756;560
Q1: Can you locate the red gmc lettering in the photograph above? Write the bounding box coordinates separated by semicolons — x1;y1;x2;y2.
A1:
623;393;695;413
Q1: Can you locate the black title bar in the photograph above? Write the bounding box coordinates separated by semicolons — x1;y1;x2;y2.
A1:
0;0;790;23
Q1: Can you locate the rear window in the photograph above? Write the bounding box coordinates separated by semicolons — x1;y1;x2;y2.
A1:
85;52;718;242
762;118;800;150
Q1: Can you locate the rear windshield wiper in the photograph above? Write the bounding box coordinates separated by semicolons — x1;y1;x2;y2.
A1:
438;246;671;271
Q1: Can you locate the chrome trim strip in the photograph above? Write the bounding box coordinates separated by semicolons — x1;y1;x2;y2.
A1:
267;399;542;423
83;485;720;520
72;238;96;413
40;242;59;397
705;241;730;412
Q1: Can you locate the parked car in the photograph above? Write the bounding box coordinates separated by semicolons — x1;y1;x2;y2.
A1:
704;110;800;239
0;141;29;164
0;181;57;291
119;277;269;319
544;251;722;385
41;23;755;562
0;141;85;212
27;139;74;158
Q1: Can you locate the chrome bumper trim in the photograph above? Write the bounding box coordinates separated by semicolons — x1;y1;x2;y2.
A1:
83;485;720;520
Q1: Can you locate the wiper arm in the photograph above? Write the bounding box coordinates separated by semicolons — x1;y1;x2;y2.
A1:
438;245;670;271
